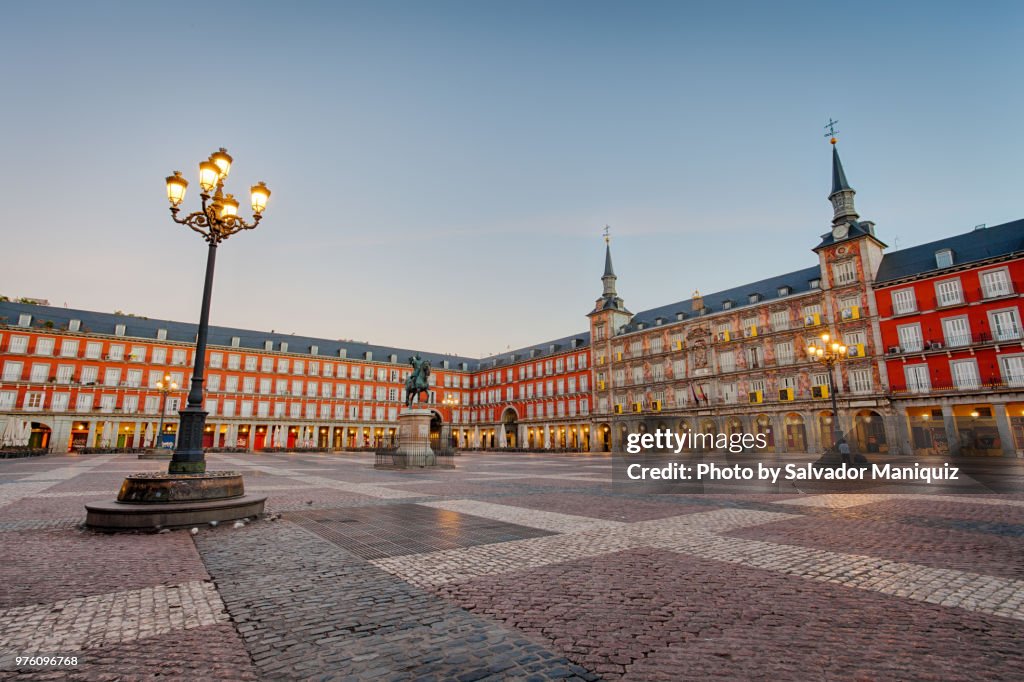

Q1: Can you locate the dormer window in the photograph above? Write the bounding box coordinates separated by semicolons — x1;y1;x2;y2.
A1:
748;293;762;304
722;300;733;310
935;248;954;269
777;286;791;297
809;278;821;290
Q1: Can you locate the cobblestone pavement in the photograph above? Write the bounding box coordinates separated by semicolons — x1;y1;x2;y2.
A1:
0;451;1022;680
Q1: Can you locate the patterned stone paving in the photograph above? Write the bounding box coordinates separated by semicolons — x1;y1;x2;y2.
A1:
0;450;1022;680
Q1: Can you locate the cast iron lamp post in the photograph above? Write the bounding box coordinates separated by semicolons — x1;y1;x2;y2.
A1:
154;373;178;449
164;149;270;474
443;393;460;450
806;332;847;451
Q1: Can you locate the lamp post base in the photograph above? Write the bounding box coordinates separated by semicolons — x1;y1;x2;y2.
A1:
169;406;208;474
85;471;265;531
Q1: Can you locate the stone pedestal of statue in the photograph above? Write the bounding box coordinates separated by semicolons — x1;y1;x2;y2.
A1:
376;408;437;468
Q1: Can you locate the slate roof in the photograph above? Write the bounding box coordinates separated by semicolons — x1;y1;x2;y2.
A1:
621;265;824;333
0;301;483;369
874;219;1024;283
0;301;592;372
473;331;592;370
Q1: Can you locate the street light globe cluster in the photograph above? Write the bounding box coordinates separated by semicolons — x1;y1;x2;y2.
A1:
164;148;270;239
806;332;847;360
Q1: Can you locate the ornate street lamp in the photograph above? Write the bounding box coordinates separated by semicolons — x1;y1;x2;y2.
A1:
442;393;460;451
154;373;179;450
806;332;847;451
164;149;270;474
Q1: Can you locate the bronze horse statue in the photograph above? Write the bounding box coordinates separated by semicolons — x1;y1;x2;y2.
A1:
404;354;431;408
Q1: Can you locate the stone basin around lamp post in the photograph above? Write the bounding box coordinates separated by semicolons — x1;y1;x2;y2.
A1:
85;471;266;531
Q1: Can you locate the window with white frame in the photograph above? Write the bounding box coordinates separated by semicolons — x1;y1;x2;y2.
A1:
144;396;160;414
76;394;94;412
0;391;17;410
152;347;167;364
227;354;241;370
951;360;980;389
289;403;301;418
980;268;1012;298
60;339;79;357
904;365;930;393
891;288;917;315
30;363;50;383
990;309;1021;341
57;365;74;383
51;393;70;412
243;377;255;393
171;349;187;365
207;375;221;392
775;341;794;365
108;345;124;361
718;350;735;372
100;395;116;412
259;378;271;394
277;358;289;373
35;338;54;355
849;368;872;394
241;401;253;417
771;310;789;331
103;368;120;386
935;278;963;307
225;376;238;393
80;366;98;384
897;324;923;352
23;393;44;410
720;382;737;403
244;356;257;371
1000;355;1024;387
275;379;287;395
274;403;285;418
942;317;971;347
126;369;142;387
258;401;270;417
934;248;953;268
85;342;102;359
130;345;146;362
9;336;28;354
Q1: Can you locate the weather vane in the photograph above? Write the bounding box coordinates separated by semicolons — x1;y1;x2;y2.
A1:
603;224;611;244
824;118;840;144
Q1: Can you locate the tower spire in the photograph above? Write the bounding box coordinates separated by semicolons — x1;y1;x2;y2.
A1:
590;225;629;316
602;225;616;281
824;120;858;226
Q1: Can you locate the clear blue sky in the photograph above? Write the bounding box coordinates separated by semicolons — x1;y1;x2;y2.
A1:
1;1;1020;357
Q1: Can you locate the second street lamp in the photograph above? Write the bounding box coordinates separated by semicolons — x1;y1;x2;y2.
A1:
442;393;460;452
154;374;178;450
806;332;847;454
164;148;270;474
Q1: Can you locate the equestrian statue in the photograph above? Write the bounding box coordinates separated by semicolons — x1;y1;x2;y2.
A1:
404;354;431;408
